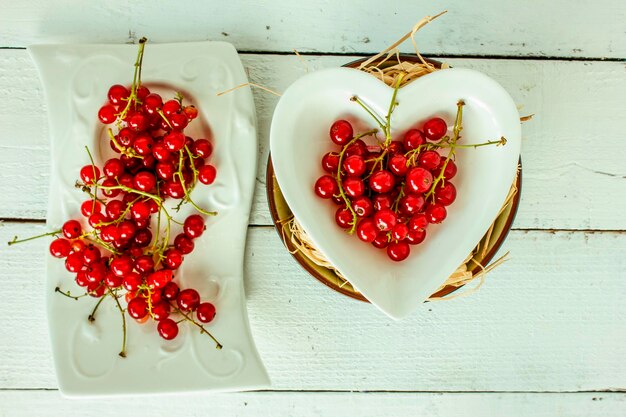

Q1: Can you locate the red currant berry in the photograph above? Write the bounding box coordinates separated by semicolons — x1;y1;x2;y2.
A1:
49;238;71;258
161;281;180;301
314;175;338;199
152;142;172;162
80;165;100;184
174;233;195;254
131;200;151;221
123;271;143;291
426;204;447;224
88;212;106;229
70;239;86;254
183;105;199;120
164;131;186;152
373;193;393;211
404;129;425;150
329;120;353;145
82;245;101;264
101;178;121;198
374;209;398;232
409;213;429;232
418;150;441;171
439;159;457;180
62;220;82;239
132;134;153;155
177;289;200;312
388;154;409;176
163;180;184;199
372;232;390;249
345;139;367;157
387;141;404;155
152;302;171;321
134;255;155;274
321;152;340;173
343;177;365;198
80;200;102;217
163;249;184;269
342;155;366;177
133;229;152;248
435;183;457;206
133;171;156;192
391;223;409;241
406;167;433;193
387;241;410;261
107;84;129;105
85;261;106;283
147;269;174;289
183;215;205;239
105;199;126;220
406;228;426;245
356;218;378;243
110;255;134;277
192;139;213;158
103;158;124;179
87;282;106;298
104;271;123;288
423;117;447;141
65;252;85;273
118;220;137;240
352;196;373;217
335;206;354;229
142;93;163;114
399;194;425;216
75;271;89;287
98;104;117;124
117;127;136;147
170;113;188;130
198;165;217;185
369;170;395;193
136;85;150;100
128;112;148;131
157;318;179;340
162;100;181;116
197;302;216;323
127;297;148;319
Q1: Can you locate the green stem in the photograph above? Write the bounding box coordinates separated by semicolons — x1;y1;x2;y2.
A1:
55;287;88;300
107;288;127;358
350;96;386;131
88;293;107;322
8;229;61;246
171;304;222;349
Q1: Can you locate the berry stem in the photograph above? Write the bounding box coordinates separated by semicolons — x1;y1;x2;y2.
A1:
107;287;127;358
383;73;405;144
350;96;386;131
55;286;88;300
335;129;378;234
171;304;223;350
88;293;107;322
156;109;173;129
7;229;61;246
174;149;217;216
107;129;143;159
117;37;147;124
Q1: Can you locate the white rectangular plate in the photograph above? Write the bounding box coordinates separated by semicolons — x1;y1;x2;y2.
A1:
29;41;270;396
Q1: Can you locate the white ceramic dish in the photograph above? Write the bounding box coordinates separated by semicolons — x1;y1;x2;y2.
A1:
270;67;521;320
30;41;270;396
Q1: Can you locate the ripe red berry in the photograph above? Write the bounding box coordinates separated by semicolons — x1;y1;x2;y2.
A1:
147;269;174;289
403;129;425;150
152;302;171;321
406;228;426;245
198;165;217;185
399;194;425;216
108;84;129;105
82;245;101;264
335;207;354;229
391;223;409;241
197;302;216;323
426;204;447;224
423;117;448;141
409;213;429;231
164;131;185;152
123;271;143;291
87;282;106;298
163;249;184;269
110;255;134;277
65;252;85;273
177;289;200;312
127;297;148;319
435;183;457;206
162;100;181;116
439;159;457;180
369;170;395;193
406;167;433;193
183;105;199;120
62;220;82;239
321;152;340;173
352;196;373;218
80;200;102;217
80;165;100;184
157;318;179;340
372;193;393;211
161;282;180;301
374;209;397;232
343;155;366;177
192;139;212;158
388;154;409;176
133;171;156;192
49;238;71;258
343;177;365;198
356;218;378;243
314;175;338;199
387;241;410;261
104;272;123;288
103;158;124;179
372;232;390;248
183;215;205;239
329;120;353;145
131;200;151;221
142;93;163;114
98;104;117;124
418;150;441;171
174;233;195;254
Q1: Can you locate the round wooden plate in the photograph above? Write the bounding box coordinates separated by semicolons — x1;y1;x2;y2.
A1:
266;55;523;302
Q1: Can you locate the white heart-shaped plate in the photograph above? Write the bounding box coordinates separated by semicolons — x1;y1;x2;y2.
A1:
270;67;521;319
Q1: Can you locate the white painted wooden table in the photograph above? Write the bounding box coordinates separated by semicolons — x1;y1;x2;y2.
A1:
1;1;625;416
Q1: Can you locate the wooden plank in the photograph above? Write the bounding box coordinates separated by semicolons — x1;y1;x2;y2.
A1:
0;391;624;416
0;1;625;58
0;222;624;391
0;50;625;229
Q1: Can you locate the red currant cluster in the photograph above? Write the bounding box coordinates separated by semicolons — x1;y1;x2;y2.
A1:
23;38;223;356
314;96;466;262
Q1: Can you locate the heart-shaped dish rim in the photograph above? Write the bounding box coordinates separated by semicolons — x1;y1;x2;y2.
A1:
270;66;521;319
